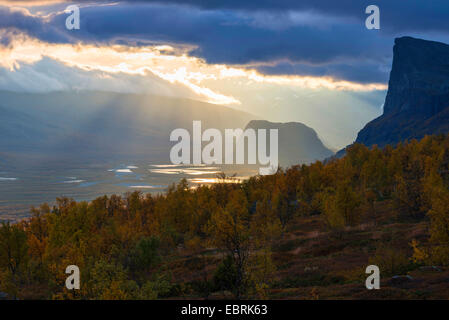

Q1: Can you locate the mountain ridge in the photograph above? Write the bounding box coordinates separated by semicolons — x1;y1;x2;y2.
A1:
0;90;257;165
244;119;334;167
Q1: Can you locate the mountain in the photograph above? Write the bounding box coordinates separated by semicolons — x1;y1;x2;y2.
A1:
0;90;256;166
244;120;334;167
0;91;333;171
355;37;449;148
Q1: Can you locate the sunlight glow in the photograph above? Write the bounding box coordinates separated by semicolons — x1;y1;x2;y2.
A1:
0;32;387;106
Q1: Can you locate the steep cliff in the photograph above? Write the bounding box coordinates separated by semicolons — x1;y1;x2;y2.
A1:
355;37;449;147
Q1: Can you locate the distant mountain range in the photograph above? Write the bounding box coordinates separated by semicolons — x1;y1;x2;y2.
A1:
0;91;256;165
0;91;333;169
355;37;449;148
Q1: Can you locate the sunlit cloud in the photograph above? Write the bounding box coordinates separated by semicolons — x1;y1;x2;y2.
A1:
0;0;66;5
0;33;386;105
0;33;241;104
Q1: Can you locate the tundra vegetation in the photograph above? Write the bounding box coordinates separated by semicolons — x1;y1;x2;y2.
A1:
1;134;449;299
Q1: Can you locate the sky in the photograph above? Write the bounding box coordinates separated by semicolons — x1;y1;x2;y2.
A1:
1;0;449;149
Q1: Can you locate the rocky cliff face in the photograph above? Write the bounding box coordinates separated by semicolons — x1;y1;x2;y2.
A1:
355;37;449;147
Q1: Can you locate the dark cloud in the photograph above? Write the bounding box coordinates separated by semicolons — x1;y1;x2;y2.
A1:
119;0;449;34
1;1;448;84
0;6;74;43
256;60;390;84
44;4;393;67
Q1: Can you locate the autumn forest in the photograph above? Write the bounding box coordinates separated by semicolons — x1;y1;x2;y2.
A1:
1;134;449;299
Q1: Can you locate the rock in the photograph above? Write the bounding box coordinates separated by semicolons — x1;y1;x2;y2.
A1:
353;37;449;149
389;275;414;286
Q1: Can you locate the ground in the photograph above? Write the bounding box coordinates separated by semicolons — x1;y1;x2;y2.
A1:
165;200;449;299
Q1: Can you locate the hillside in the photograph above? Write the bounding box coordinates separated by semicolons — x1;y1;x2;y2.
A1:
1;134;448;300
